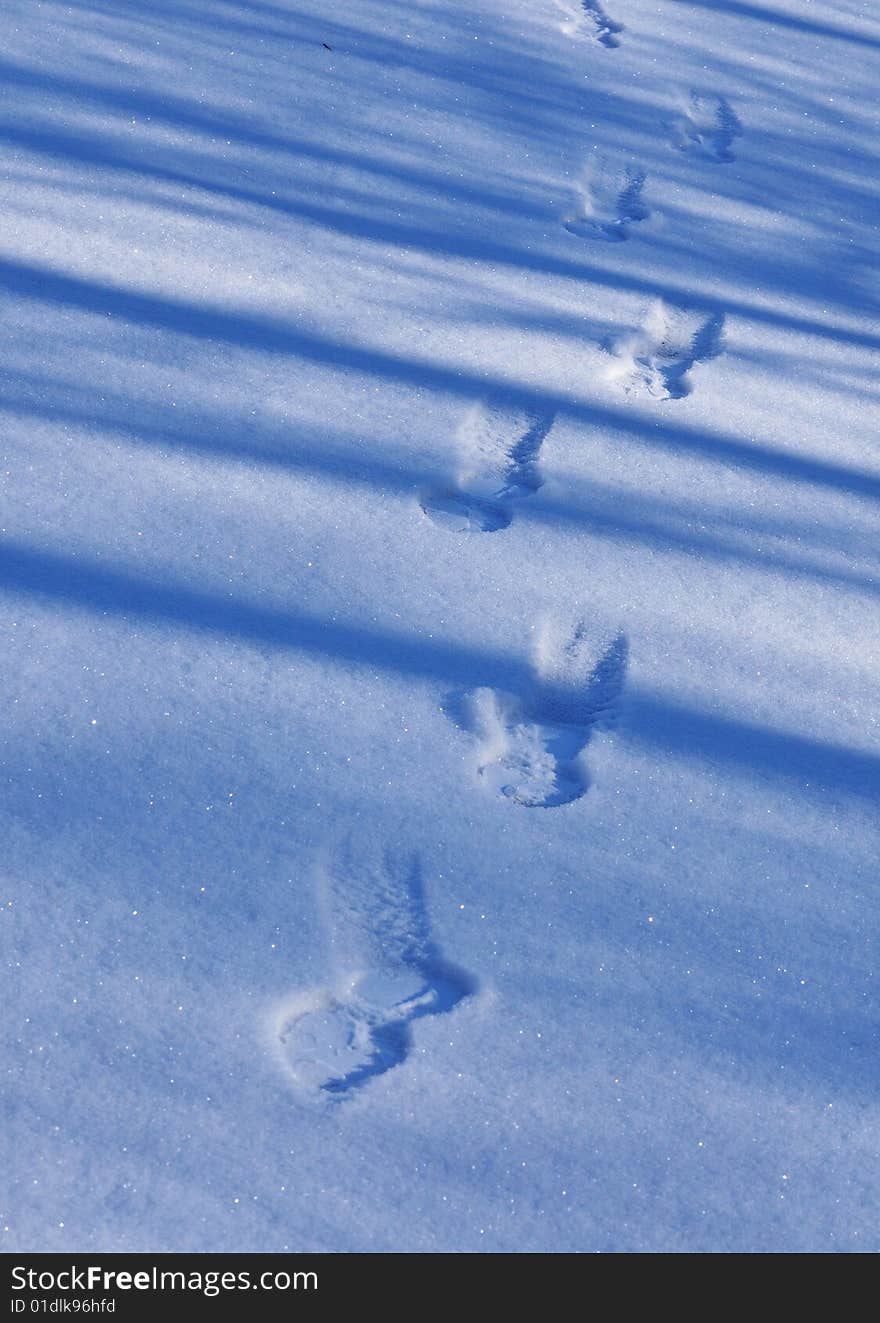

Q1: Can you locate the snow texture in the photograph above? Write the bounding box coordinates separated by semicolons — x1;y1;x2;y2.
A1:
1;0;879;1252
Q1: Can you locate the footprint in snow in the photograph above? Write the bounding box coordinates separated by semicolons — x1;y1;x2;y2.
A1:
564;163;649;243
275;847;474;1104
448;625;628;809
420;396;555;534
607;300;725;400
669;93;741;163
558;0;624;47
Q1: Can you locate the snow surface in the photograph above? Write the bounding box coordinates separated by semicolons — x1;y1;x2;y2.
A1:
1;0;879;1252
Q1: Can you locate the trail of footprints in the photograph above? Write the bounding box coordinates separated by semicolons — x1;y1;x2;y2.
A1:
273;15;744;1102
276;849;474;1104
275;628;627;1103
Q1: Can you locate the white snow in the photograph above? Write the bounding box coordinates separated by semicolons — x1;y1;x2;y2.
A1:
1;0;879;1251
